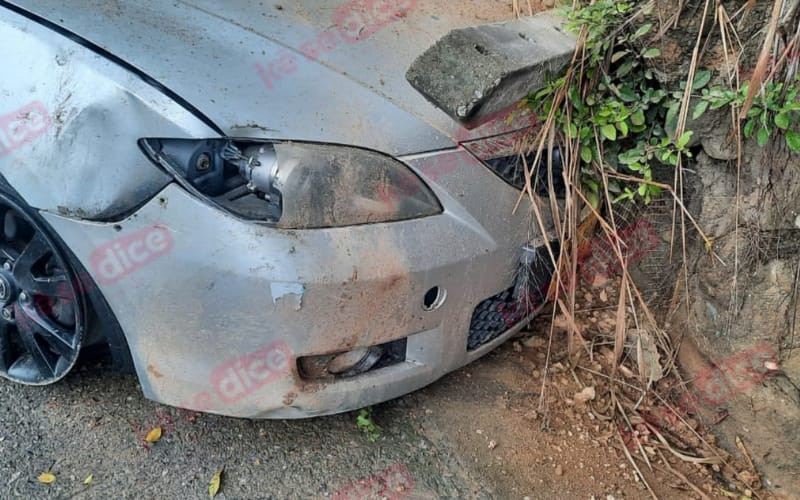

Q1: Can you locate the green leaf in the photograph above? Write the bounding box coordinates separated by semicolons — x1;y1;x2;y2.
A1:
787;130;800;152
692;100;709;120
616;60;634;78
668;153;679;166
567;122;578;138
665;103;679;132
631;109;646;126
642;48;661;59
757;127;769;146
632;23;653;40
613;188;635;203
743;119;756;138
775;112;790;130
618;87;637;102
601;124;617;141
692;70;712;90
677;131;693;149
586;191;600;209
617;120;629;136
580;145;593;163
611;50;629;63
618;149;640;164
709;98;729;110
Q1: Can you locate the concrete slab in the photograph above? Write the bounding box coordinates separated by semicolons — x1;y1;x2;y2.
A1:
406;13;577;127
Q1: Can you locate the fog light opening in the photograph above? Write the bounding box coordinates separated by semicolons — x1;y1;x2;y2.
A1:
328;346;383;377
422;286;446;311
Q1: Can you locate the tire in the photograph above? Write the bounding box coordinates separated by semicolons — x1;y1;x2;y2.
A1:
0;177;133;385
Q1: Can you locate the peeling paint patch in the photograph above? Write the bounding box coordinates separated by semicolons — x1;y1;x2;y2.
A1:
270;281;305;310
147;363;164;379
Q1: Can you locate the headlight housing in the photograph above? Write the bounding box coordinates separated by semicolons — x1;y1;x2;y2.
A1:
139;139;441;229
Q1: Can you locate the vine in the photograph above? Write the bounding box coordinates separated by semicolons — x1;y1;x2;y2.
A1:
527;0;800;207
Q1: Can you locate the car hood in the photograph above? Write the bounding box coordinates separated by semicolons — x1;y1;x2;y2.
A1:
8;0;523;156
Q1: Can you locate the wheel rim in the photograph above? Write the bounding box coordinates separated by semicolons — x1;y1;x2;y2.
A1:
0;194;84;385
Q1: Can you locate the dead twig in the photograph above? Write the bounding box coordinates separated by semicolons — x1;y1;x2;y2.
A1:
740;0;784;117
616;424;659;500
655;448;711;500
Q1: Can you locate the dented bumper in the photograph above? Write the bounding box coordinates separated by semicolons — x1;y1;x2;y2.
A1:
42;146;549;418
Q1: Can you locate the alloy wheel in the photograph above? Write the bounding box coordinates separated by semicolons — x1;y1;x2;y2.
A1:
0;193;84;385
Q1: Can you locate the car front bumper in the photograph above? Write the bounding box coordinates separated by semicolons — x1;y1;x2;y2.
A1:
42;147;553;418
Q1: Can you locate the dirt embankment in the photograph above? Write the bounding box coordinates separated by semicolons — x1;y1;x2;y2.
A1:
627;0;800;493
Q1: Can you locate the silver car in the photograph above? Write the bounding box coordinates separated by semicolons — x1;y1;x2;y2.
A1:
0;0;568;418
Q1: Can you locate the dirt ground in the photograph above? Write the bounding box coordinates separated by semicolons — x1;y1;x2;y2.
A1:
0;321;756;500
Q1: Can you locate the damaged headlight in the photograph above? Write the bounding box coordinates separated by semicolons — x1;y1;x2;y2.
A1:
139;139;441;228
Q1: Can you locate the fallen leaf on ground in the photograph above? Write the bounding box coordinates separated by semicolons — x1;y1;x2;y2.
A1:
84;474;93;485
38;472;56;484
145;427;162;443
209;468;223;497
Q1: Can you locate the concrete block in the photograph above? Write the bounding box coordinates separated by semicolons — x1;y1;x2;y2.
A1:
406;13;577;127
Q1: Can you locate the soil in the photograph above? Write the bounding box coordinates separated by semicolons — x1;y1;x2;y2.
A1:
607;0;800;493
0;327;738;500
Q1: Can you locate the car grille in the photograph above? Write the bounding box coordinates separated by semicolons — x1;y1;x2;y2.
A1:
467;243;557;351
483;147;565;196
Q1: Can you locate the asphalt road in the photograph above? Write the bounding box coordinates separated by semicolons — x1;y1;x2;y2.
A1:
1;340;656;500
0;353;496;499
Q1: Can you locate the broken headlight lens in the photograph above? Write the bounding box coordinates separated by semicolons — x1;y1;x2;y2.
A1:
139;139;441;228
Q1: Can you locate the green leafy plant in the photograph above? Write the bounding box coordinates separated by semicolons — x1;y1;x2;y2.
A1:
529;0;676;205
527;0;800;208
692;76;800;152
356;407;381;442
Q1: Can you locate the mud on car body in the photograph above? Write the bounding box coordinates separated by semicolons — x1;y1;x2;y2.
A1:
0;0;569;417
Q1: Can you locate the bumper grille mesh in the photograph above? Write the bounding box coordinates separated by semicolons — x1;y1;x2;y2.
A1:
467;287;522;350
467;243;556;350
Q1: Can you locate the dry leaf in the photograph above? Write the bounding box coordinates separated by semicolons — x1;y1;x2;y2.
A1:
145;427;162;443
626;329;664;383
208;468;223;498
84;474;93;485
38;472;56;484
